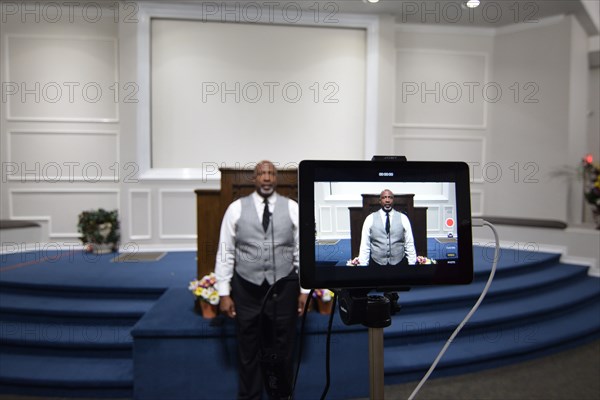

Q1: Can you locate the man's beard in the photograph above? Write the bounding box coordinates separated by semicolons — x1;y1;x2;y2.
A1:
259;186;274;197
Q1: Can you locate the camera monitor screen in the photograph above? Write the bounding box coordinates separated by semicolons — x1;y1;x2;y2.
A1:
298;160;474;290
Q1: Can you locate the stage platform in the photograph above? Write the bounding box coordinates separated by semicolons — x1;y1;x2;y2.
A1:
0;246;599;399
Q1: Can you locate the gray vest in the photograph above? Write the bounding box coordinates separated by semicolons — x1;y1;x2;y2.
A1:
370;209;406;266
234;193;295;285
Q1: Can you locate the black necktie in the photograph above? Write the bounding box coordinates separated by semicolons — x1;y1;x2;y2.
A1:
385;211;390;235
262;198;270;232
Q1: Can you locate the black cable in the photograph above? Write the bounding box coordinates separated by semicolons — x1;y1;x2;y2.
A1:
291;289;314;400
320;293;337;400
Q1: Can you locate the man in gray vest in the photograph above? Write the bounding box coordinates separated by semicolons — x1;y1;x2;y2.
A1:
215;160;308;400
352;189;417;267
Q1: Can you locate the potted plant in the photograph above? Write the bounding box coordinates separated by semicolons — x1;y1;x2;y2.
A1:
77;208;120;253
582;155;600;229
313;289;335;315
188;272;219;318
417;256;438;264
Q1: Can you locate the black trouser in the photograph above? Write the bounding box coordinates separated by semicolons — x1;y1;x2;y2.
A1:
231;271;299;400
369;256;409;267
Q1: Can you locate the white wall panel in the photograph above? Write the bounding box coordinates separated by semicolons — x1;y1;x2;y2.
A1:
392;134;485;174
158;190;196;239
470;189;484;216
5;35;118;122
7;130;119;181
318;206;333;234
129;190;151;240
395;49;488;128
9;189;119;238
335;206;351;233
426;205;441;232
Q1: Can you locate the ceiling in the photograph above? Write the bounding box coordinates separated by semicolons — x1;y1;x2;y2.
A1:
174;0;598;35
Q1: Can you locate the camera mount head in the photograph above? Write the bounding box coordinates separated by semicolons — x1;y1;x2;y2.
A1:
337;288;408;328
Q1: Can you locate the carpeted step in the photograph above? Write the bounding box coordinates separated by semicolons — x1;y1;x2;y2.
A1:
0;291;156;318
384;296;600;383
0;352;132;390
471;247;562;279
385;277;600;345
0;283;162;299
0;311;139;326
395;262;589;311
0;320;133;349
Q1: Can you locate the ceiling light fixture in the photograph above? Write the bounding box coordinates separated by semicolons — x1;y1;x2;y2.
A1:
465;0;480;8
365;0;380;3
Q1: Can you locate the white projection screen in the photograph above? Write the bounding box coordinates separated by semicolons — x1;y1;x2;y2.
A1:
151;19;366;168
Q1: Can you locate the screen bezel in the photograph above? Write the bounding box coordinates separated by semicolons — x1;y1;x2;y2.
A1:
298;160;474;290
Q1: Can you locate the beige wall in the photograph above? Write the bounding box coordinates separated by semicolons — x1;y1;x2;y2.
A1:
0;2;596;252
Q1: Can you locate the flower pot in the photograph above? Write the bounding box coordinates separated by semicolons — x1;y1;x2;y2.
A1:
92;243;114;254
195;298;218;319
593;209;600;230
316;298;334;315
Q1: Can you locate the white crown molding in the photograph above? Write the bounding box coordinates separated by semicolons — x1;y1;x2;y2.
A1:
495;14;566;35
395;22;495;36
139;167;221;184
395;15;566;37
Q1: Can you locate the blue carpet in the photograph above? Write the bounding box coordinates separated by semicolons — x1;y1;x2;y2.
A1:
0;250;195;291
0;247;599;398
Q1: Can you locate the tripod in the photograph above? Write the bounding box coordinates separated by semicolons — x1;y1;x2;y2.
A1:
369;326;385;400
338;290;404;400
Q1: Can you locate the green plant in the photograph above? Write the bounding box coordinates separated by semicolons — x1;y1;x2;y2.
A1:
582;155;600;210
77;208;120;246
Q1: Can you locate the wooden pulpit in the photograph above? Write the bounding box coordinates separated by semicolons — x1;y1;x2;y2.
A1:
349;194;428;259
195;168;297;278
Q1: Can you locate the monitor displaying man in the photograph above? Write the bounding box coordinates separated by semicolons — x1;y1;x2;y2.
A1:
351;189;417;267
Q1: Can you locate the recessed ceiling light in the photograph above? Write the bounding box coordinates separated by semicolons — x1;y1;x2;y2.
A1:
364;0;380;3
466;0;480;8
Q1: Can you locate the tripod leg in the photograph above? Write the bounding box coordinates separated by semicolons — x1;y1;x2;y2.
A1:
369;327;385;400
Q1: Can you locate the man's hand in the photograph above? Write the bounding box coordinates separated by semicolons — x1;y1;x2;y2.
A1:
350;257;361;266
219;295;236;318
297;293;309;316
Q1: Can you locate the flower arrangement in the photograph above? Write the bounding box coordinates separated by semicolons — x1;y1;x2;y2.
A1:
417;256;437;265
188;272;219;305
77;208;120;251
313;288;335;302
582;155;600;210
